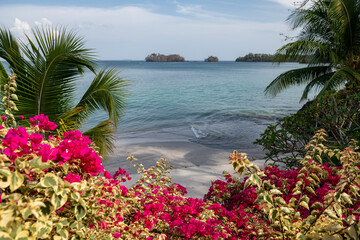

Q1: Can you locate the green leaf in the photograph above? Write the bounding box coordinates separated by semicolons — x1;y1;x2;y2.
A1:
325;209;338;219
51;194;68;210
41;173;58;188
0;169;11;177
300;201;309;210
270;189;283;195
0;231;12;240
20;208;32;220
9;171;24;192
341;193;353;205
74;205;86;220
269;209;279;222
275;197;287;206
15;231;29;240
30;157;52;171
71;192;80;202
311;202;323;208
305;186;316;195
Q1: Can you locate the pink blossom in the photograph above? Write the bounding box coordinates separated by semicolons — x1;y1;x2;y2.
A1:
63;173;82;183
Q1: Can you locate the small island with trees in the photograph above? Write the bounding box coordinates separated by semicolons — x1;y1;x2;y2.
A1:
204;56;219;62
236;52;311;63
145;53;185;62
235;53;275;62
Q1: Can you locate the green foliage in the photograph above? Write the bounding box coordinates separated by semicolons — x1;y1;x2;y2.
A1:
0;26;128;154
234;129;360;239
265;0;360;101
255;89;360;168
2;73;18;128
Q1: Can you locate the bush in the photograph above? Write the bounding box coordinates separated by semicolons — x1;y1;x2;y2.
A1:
0;115;276;239
255;89;360;168
206;130;360;239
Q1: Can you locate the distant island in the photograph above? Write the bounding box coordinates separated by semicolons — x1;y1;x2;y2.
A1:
236;53;310;63
205;56;219;62
145;53;185;62
235;53;275;62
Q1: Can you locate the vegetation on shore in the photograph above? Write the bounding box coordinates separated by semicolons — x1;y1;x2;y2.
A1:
257;0;360;167
0;27;128;155
145;53;185;62
235;52;311;63
265;0;360;101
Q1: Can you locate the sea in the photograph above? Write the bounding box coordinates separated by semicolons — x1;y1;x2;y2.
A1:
78;61;306;153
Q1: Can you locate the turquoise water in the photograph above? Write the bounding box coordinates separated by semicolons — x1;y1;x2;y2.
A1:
79;61;305;152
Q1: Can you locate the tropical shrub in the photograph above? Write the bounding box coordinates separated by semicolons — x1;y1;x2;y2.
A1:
207;129;360;239
265;0;360;101
0;113;277;239
255;89;360;168
0;27;128;155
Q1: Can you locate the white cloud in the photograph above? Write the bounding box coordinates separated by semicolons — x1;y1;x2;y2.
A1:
35;17;52;26
0;5;290;60
11;18;31;36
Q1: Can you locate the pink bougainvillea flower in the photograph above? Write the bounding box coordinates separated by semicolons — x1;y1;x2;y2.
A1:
104;171;112;179
1;116;6;121
19;115;24;120
63;172;82;183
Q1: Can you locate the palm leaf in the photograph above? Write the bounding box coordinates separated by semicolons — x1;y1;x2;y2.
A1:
83;118;117;156
12;26;96;120
75;68;129;125
320;66;360;94
274;40;338;64
265;66;333;97
300;72;336;100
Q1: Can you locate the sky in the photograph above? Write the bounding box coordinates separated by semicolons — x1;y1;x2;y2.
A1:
0;0;300;60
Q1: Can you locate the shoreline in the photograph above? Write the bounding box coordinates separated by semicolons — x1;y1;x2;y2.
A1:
103;133;267;198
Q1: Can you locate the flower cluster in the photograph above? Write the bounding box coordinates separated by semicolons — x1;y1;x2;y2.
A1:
51;130;104;176
2;115;360;239
1;116;103;176
30;114;57;131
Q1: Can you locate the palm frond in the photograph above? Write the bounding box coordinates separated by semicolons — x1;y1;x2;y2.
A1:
265;66;333;97
300;72;335;101
320;66;360;94
76;68;129;125
83;118;117;156
12;26;97;120
274;40;338;64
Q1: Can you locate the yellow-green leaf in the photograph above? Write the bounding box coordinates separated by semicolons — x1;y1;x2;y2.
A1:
325;209;338;219
0;231;12;240
15;230;29;240
41;173;58;188
74;205;86;220
9;171;24;192
300;201;309;210
341;193;353;205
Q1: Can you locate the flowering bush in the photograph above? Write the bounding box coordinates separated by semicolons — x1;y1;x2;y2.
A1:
1;111;360;239
207;130;360;239
0;115;274;239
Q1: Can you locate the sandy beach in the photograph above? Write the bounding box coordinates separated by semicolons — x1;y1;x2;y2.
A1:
103;132;267;198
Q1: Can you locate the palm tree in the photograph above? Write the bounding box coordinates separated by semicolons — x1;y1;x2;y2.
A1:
0;26;128;155
265;0;360;101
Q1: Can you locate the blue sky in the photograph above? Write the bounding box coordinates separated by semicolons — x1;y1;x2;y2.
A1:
0;0;297;60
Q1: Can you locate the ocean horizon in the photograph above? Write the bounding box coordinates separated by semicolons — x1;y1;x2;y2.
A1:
78;61;307;155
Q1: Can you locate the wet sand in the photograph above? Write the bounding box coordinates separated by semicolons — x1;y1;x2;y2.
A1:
103;134;267;198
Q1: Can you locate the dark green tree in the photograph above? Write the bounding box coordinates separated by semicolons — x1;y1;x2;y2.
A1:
265;0;360;101
0;27;128;155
